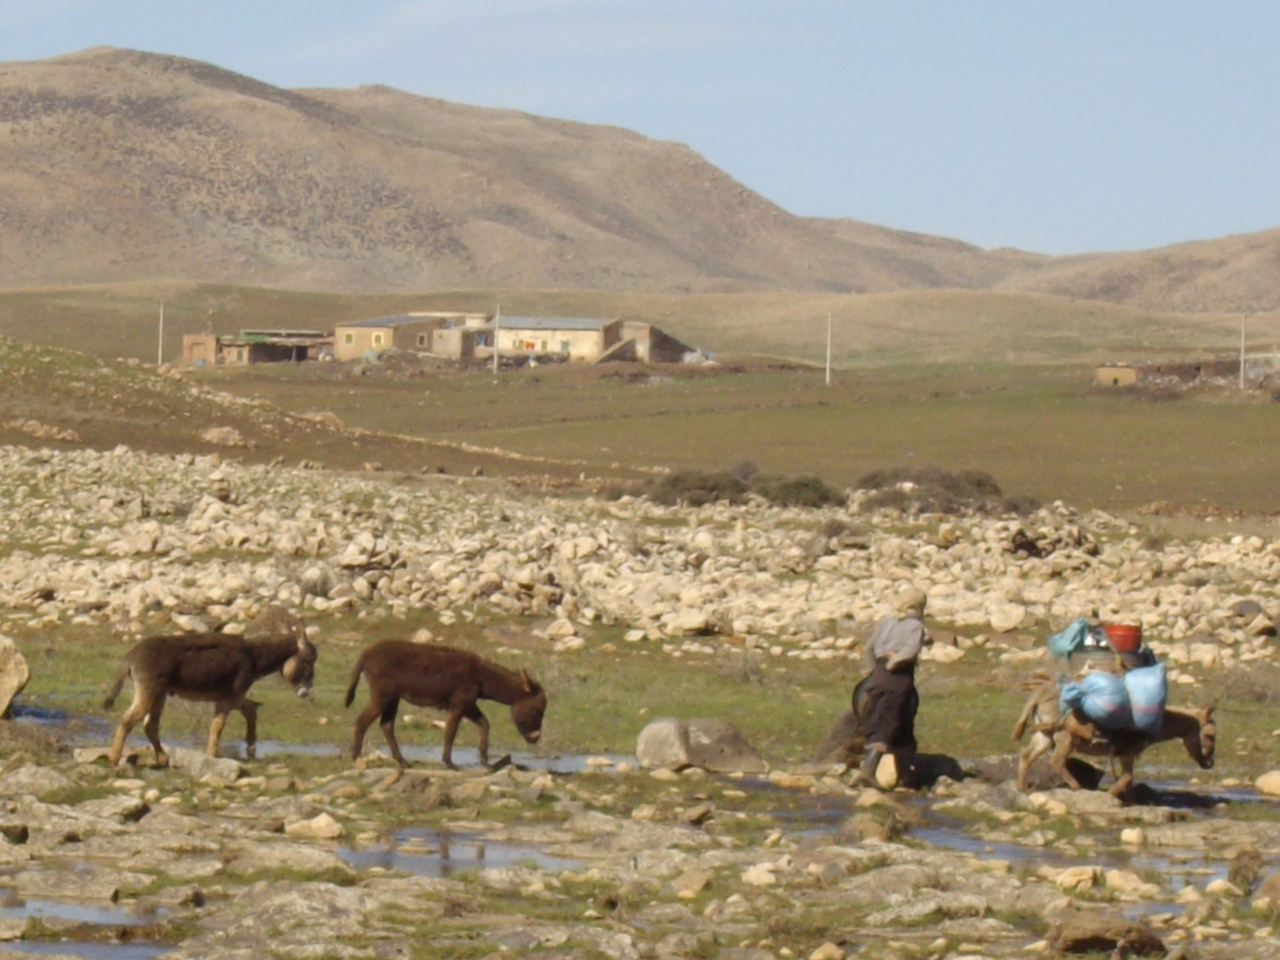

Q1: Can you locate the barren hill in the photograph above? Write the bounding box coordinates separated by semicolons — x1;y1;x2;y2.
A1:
0;47;1025;294
1;46;1279;317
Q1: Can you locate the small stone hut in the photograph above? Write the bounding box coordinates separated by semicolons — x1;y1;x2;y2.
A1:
182;330;332;367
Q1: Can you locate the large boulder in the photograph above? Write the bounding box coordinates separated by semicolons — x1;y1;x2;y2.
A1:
813;709;864;766
0;764;72;799
636;718;767;774
0;634;29;718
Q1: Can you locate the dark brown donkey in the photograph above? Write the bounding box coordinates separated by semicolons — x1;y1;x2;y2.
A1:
104;623;317;766
345;640;546;769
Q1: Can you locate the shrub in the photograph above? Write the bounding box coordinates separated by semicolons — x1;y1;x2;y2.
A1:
855;465;1035;517
645;470;748;506
643;467;845;509
749;474;844;509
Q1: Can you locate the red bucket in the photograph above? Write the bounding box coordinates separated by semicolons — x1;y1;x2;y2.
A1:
1103;623;1143;653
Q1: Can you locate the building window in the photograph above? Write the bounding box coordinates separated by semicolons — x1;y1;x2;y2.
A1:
373;333;384;347
417;334;428;347
561;341;570;352
344;332;354;345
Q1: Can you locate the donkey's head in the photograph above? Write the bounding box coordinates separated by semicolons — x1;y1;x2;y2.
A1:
509;668;546;745
1178;704;1216;770
281;622;317;699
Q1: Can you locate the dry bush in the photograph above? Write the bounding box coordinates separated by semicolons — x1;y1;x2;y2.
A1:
644;468;844;509
856;465;1038;516
645;469;749;506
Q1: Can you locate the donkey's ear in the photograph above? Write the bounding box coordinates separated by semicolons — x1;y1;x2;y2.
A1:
521;668;535;693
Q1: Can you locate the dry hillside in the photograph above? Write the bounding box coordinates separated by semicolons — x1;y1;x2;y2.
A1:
0;47;1020;294
1;46;1279;318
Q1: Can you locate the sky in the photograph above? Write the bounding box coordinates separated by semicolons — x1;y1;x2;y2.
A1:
1;0;1278;255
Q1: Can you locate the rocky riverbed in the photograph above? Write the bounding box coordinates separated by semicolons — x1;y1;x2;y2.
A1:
1;737;1280;959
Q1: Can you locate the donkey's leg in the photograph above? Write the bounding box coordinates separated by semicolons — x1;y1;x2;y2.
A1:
378;697;408;769
142;693;170;767
108;688;152;766
1109;753;1136;800
1049;732;1082;790
1018;732;1052;791
238;698;259;759
206;697;239;758
350;695;386;764
462;704;490;766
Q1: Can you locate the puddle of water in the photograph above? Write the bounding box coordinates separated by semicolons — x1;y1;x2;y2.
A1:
338;828;582;878
0;943;170;960
240;741;635;774
910;823;1071;864
10;705;113;740
0;899;159;928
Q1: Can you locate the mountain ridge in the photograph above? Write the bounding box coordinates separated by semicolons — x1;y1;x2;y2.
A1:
0;46;1276;317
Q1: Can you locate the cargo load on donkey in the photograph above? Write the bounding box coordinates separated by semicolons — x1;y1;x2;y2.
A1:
1048;618;1168;735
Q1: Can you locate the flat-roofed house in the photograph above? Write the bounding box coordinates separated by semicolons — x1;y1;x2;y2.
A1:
490;316;622;362
333;312;491;361
1094;364;1139;387
182;330;333;367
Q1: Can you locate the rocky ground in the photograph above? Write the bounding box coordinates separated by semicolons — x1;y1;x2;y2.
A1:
3;442;1280;958
0;442;1277;665
1;738;1280;959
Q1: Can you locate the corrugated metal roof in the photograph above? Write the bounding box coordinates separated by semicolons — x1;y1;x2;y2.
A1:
336;315;441;329
489;316;614;331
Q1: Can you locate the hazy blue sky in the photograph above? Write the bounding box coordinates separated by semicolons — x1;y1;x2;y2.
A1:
2;1;1276;255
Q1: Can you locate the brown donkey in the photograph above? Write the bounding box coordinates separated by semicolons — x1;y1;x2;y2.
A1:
104;623;316;766
345;640;546;769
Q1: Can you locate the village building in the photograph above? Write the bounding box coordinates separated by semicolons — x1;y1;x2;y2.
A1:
1094;358;1244;387
476;316;695;364
601;320;698;364
1094;364;1140;387
181;330;333;367
332;313;486;363
486;316;621;362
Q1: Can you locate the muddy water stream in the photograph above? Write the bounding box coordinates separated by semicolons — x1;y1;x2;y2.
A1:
0;895;169;960
0;943;169;960
14;704;630;775
339;827;583;877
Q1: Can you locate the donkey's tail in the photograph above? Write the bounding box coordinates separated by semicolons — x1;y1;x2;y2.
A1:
343;652;366;709
102;654;132;710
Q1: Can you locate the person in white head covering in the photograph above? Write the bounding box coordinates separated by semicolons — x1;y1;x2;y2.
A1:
852;584;930;786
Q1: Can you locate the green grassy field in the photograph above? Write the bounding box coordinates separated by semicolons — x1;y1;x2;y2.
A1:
206;359;1280;514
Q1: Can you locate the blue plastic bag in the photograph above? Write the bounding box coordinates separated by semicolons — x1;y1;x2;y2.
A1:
1060;672;1132;730
1047;618;1090;658
1123;663;1168;734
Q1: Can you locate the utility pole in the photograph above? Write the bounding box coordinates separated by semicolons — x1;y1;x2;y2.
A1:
1240;314;1246;390
157;301;164;366
492;304;501;375
825;312;832;386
